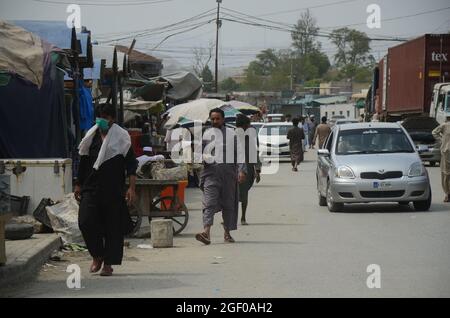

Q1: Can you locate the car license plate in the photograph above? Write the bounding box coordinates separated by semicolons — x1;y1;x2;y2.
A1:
373;181;392;189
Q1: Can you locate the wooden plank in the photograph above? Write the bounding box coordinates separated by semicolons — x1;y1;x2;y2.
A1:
130;179;179;186
0;214;11;266
129;211;184;218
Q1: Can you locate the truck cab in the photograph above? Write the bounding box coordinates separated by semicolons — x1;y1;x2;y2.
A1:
430;83;450;124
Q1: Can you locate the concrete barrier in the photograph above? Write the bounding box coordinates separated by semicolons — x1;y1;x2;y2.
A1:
151;219;173;248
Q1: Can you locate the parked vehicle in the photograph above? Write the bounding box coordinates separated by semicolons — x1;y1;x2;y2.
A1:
329;115;346;126
258;122;292;160
401;116;441;166
316;122;431;212
430;83;450;124
371;34;450;123
334;119;359;126
266;114;284;122
251;122;265;135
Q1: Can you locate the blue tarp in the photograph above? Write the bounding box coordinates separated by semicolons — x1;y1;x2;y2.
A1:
79;81;94;130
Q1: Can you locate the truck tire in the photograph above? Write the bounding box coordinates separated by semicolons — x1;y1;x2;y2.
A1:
5;223;34;240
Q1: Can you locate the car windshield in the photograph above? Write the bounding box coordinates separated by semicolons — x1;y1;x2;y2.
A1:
336;128;415;155
259;125;290;136
336;120;358;125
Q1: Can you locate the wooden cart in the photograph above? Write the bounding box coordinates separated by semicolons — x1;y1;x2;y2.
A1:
128;179;189;236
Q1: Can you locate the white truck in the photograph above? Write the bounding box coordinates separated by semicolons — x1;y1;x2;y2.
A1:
430;82;450;124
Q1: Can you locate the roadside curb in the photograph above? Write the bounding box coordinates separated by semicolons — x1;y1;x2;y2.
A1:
0;234;62;290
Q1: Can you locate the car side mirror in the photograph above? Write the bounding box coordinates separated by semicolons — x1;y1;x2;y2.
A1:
318;149;330;157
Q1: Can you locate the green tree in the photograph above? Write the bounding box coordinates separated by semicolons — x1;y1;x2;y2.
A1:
330;27;373;78
220;77;240;92
291;9;320;57
201;65;214;92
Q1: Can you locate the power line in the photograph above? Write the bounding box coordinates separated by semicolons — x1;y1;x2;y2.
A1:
321;5;450;29
220;7;407;42
97;17;216;43
95;8;216;40
31;0;176;6
151;20;215;49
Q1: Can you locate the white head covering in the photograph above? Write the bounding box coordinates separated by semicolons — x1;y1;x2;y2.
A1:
78;123;131;170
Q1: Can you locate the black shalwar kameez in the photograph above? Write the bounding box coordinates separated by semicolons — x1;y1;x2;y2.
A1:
77;131;137;265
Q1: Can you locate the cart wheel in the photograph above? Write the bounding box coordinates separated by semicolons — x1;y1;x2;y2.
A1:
127;205;142;235
148;196;189;235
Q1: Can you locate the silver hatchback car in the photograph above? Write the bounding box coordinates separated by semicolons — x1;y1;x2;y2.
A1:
316;122;432;212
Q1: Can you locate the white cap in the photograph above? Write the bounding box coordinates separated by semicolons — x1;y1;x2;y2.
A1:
143;146;153;152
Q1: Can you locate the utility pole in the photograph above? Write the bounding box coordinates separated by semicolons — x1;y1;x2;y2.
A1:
215;0;222;93
290;59;293;91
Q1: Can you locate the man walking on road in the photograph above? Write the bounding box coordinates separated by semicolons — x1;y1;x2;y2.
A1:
432;115;450;202
313;116;332;149
308;116;317;149
75;103;137;277
235;114;261;225
287;118;305;172
195;108;247;245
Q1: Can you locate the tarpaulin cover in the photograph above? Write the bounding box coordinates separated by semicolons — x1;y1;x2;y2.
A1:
161;72;202;101
131;72;202;102
0;53;68;159
79;81;94;130
0;20;45;88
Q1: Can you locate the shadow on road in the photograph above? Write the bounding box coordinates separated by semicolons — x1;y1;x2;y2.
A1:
333;203;449;213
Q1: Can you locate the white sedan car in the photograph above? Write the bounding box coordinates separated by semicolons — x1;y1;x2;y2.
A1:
258;122;293;160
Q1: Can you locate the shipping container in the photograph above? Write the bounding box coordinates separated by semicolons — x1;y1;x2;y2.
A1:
374;34;450;120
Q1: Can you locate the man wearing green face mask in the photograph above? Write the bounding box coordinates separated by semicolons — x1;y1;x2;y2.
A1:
75;103;138;277
95;117;110;133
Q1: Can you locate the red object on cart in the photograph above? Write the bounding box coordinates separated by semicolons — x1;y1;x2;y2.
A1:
160;180;188;210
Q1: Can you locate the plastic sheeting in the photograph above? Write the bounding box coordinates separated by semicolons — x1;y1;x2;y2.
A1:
46;194;83;245
0;68;69;159
0;20;45;88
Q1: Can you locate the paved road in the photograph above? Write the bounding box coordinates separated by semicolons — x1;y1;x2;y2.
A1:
2;150;450;297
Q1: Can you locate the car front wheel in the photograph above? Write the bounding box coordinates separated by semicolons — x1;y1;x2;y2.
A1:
326;181;344;212
413;186;432;212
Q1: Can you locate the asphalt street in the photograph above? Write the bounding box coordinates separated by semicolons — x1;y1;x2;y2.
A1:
2;150;450;298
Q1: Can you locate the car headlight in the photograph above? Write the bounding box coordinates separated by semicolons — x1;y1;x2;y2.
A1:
335;166;356;179
408;162;425;177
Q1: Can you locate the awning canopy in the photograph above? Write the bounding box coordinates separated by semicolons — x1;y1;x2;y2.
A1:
311;96;348;106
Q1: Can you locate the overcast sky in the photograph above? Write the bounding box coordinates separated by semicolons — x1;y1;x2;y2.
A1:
1;0;450;70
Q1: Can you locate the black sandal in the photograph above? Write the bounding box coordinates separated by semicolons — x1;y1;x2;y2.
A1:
224;234;235;243
195;232;211;245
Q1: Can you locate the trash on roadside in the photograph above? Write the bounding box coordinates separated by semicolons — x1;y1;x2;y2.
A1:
10;215;51;234
62;243;88;252
50;250;65;261
137;244;153;249
32;198;55;230
45;194;83;245
214;256;223;259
